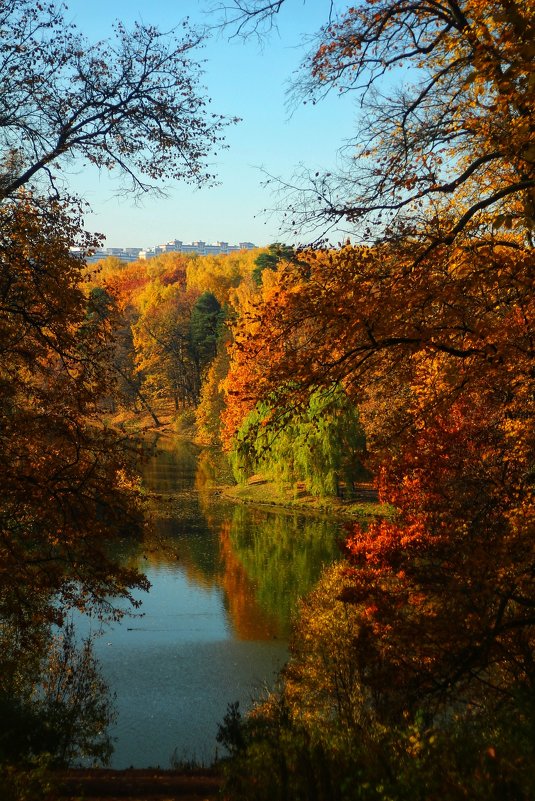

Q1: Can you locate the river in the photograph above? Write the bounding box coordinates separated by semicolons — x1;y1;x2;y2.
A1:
87;435;343;768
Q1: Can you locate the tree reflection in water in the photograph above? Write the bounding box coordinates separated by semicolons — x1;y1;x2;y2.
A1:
141;434;343;639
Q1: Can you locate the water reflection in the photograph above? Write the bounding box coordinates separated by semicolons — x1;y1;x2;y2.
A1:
143;436;343;638
224;505;342;635
91;434;342;768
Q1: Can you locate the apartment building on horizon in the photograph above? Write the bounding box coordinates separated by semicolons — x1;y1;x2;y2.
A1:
139;239;257;259
74;238;258;264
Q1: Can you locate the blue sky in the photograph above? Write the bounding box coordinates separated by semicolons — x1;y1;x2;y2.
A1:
64;0;358;248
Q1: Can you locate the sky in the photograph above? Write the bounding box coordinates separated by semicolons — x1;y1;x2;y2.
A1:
63;0;358;249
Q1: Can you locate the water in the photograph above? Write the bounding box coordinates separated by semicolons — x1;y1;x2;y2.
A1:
87;435;343;768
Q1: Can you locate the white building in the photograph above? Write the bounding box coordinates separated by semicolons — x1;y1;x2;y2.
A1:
139;239;257;259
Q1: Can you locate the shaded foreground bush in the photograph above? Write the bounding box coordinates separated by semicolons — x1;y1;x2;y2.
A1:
0;623;115;800
218;695;535;801
218;564;535;801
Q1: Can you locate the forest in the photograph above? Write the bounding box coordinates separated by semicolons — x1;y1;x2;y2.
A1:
0;0;534;799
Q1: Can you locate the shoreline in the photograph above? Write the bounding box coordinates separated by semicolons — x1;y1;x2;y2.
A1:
57;767;223;800
218;474;392;521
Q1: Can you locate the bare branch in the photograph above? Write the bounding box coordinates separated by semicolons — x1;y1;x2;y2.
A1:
0;2;235;200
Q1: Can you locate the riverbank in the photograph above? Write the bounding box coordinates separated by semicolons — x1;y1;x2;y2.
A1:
107;403;185;436
221;474;392;521
58;767;222;801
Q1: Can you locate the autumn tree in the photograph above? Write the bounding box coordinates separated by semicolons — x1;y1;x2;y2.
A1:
97;258;166;423
144;252;192;287
100;259;151;303
224;238;534;702
219;252;535;794
218;561;535;801
220;0;534;737
0;0;239;781
0;216;134;780
96;253;239;425
0;198;149;633
195;337;231;445
223;1;534;249
186;249;258;305
132;281;202;410
0;0;237;747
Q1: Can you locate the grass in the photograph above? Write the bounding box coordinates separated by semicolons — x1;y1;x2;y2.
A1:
222;475;394;521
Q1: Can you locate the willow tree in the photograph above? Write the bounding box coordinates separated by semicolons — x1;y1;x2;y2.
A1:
230;387;367;497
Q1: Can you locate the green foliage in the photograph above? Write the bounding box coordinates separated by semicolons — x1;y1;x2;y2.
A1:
190;291;224;373
230;387;368;497
252;243;296;286
227;506;342;636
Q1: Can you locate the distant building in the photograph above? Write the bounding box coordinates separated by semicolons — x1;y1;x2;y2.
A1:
139;239;257;259
72;238;257;264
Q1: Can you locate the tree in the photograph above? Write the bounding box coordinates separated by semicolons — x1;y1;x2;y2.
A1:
216;3;534;795
0;197;149;632
0;0;233;199
195;331;231;445
220;0;534;720
0;0;234;624
0;620;117;801
0;622;116;768
0;0;236;777
222;0;534;253
224;239;534;703
186;249;258;305
37;622;116;767
132;281;201;410
230;387;367;497
218;561;535;801
86;283;162;424
217;0;288;37
251;243;296;285
190;291;224;373
145;252;191;287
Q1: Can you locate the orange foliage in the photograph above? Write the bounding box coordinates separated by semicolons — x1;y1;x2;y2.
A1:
286;0;535;251
222;236;534;708
103;260;151;310
0;198;148;630
186;250;258;306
